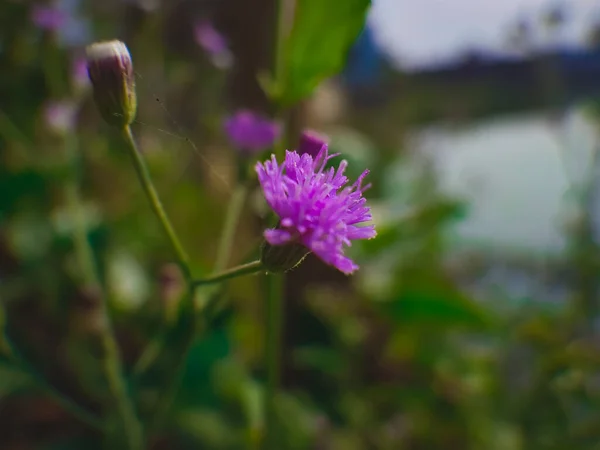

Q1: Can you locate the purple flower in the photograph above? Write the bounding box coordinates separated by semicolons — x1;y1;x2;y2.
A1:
44;100;77;134
256;145;376;274
194;20;232;69
297;130;329;158
31;5;68;31
224;110;280;154
194;20;227;55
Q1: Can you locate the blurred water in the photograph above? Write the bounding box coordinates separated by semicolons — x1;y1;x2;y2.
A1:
414;107;600;257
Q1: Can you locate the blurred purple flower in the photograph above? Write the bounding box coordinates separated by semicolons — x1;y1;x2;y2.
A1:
194;20;227;55
297;130;329;158
224;110;280;154
256;145;376;274
31;5;68;31
194;20;232;68
44;100;77;134
31;2;91;47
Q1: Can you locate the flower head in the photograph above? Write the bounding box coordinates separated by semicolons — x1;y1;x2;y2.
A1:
194;20;232;69
256;145;376;274
31;5;68;31
86;40;136;127
224;110;280;154
194;20;227;55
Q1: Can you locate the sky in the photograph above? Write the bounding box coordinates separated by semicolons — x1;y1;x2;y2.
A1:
369;0;600;70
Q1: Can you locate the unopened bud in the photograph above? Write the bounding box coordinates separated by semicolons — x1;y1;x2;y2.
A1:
260;240;310;273
297;129;328;158
86;40;137;127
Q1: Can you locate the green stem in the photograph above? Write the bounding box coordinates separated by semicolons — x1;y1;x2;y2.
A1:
272;0;288;109
64;134;143;450
214;181;250;272
262;0;288;445
263;273;284;449
192;261;264;288
64;135;99;287
2;338;102;429
120;126;196;436
121;126;192;279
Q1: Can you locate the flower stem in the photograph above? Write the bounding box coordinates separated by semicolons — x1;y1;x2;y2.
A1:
121;126;192;279
192;261;264;288
213;181;250;272
64;134;99;287
263;273;284;449
2;337;102;430
64;134;143;449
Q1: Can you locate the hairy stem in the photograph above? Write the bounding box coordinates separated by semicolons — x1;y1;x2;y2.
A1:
121;126;192;279
263;273;284;449
214;181;250;272
193;261;265;288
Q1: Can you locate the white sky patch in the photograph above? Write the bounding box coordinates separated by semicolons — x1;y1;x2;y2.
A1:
369;0;600;70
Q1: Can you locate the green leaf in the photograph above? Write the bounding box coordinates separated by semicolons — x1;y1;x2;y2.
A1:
278;0;371;105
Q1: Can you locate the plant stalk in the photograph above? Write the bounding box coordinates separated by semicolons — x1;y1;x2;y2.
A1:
263;273;284;449
121;126;192;280
213;180;250;272
193;261;264;288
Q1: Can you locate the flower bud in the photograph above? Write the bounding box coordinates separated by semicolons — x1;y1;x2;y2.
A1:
86;40;137;127
297;129;328;158
260;240;310;273
224;110;280;154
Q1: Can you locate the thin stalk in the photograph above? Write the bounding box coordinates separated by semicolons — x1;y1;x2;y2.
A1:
272;0;289;107
213;181;250;272
263;273;284;450
121;126;192;279
192;261;264;288
64;135;99;287
120;126;197;435
2;338;102;429
262;0;288;446
64;134;143;449
120;128;264;431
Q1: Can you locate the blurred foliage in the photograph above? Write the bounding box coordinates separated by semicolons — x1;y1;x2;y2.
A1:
0;0;600;450
270;0;371;105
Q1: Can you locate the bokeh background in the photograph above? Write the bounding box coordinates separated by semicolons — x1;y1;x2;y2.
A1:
3;0;600;449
